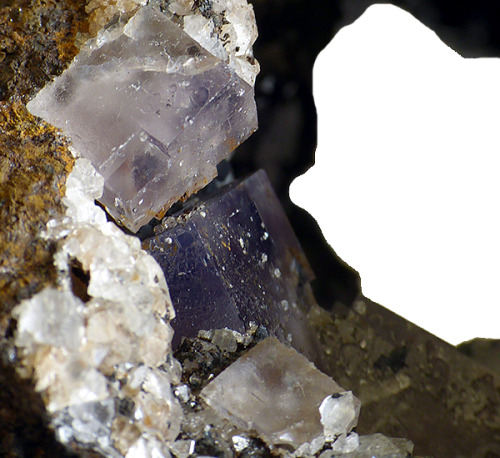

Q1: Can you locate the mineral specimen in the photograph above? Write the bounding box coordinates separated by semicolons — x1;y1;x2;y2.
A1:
27;5;258;231
143;170;324;365
327;432;360;454
200;337;359;450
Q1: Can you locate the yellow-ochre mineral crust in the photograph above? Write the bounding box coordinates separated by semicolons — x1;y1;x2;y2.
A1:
0;102;74;334
0;0;89;102
0;0;88;335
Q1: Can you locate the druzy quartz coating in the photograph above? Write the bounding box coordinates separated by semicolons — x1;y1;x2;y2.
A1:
27;6;258;232
143;170;325;366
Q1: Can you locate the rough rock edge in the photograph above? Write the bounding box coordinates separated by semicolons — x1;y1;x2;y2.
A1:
0;102;75;334
0;0;89;102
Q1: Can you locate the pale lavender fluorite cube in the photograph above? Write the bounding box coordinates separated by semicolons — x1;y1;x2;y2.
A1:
27;6;257;231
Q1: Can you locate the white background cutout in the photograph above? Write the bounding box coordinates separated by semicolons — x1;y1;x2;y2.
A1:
291;4;500;345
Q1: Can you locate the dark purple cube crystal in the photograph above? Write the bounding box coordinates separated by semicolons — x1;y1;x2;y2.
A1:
143;170;323;364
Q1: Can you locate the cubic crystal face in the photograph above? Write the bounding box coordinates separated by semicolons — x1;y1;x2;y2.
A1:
27;6;258;231
143;170;324;366
200;337;347;448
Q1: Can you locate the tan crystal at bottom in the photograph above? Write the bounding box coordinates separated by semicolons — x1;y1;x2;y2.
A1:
201;337;354;449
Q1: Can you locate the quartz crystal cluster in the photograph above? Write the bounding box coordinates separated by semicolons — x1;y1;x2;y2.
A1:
12;158;183;456
86;0;260;86
27;4;258;231
143;170;324;365
155;0;260;86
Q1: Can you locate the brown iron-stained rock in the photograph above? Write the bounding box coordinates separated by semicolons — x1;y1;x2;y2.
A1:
0;0;88;102
457;338;500;375
0;102;74;336
0;3;87;456
0;0;88;332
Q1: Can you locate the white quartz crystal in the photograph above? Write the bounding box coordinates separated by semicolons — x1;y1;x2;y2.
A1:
13;288;85;352
292;435;327;457
330;432;360;454
232;435;251;453
157;0;260;86
65;400;116;448
86;0;259;86
320;391;361;442
12;158;182;455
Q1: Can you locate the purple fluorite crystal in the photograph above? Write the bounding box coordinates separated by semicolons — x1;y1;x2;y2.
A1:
143;171;323;365
27;6;257;232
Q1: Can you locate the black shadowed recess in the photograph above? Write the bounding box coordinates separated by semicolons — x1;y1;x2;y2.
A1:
233;0;500;310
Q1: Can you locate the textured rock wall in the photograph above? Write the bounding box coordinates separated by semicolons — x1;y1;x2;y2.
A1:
0;3;86;453
0;0;90;326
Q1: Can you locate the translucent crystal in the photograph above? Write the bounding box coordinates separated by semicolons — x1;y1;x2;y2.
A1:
85;0;259;85
144;170;323;366
33;348;109;413
169;439;196;458
200;337;348;449
124;365;183;442
293;435;327;457
211;329;240;353
330;432;360;454
319;391;361;442
27;6;258;231
66;400;115;447
156;0;260;86
13;288;84;352
232;435;251;453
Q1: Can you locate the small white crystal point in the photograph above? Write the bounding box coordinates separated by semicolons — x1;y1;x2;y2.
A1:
330;432;360;453
319;391;361;442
